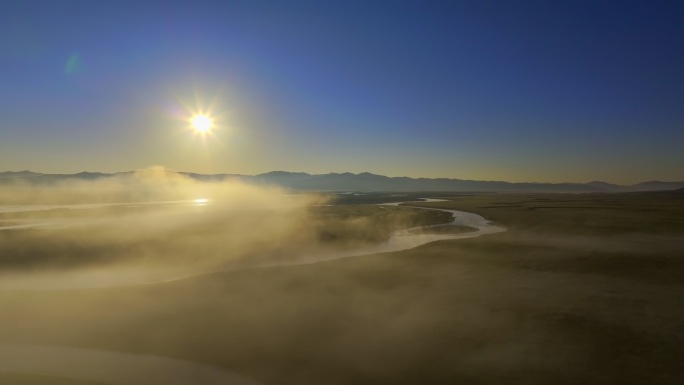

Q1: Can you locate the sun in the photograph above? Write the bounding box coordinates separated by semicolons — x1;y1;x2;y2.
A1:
190;114;213;133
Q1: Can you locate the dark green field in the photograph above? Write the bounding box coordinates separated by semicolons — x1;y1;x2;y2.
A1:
0;192;683;384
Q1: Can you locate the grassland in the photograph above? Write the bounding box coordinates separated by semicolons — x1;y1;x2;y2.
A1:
0;192;683;384
0;205;452;272
408;224;479;235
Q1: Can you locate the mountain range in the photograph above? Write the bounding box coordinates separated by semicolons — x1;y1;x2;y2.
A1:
1;170;683;193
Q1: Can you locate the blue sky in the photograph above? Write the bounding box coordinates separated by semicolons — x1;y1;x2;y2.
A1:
1;0;682;183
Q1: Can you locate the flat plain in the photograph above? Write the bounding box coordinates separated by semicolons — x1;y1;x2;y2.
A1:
0;191;683;385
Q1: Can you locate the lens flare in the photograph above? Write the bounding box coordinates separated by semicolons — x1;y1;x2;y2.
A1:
190;114;213;133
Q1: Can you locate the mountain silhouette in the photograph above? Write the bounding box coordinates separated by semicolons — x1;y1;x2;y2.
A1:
2;170;683;193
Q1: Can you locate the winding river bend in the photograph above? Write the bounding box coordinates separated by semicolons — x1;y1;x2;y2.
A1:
0;199;505;291
257;199;506;268
0;199;505;385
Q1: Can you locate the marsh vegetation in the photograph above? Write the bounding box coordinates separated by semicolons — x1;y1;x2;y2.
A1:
0;204;452;273
0;186;683;384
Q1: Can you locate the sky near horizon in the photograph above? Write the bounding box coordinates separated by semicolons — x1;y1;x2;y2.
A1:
1;0;683;184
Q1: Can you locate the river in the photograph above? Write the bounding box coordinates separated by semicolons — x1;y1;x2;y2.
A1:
0;199;505;290
0;199;505;385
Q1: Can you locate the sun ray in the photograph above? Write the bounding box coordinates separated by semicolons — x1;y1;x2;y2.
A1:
191;114;213;133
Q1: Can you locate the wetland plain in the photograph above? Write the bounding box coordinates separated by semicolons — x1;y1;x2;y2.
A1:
1;187;682;385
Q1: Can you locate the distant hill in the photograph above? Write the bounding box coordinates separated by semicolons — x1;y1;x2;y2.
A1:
246;171;608;192
0;170;44;178
629;181;684;191
1;170;683;193
586;181;627;191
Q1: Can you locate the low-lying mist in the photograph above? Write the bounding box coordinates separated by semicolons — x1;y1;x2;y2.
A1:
1;185;682;384
0;167;451;289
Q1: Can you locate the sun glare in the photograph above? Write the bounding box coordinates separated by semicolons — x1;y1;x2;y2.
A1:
191;114;213;133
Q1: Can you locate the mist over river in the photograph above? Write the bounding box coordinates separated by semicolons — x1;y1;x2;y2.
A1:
0;199;504;290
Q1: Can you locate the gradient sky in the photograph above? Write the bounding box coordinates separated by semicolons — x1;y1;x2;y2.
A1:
1;0;683;184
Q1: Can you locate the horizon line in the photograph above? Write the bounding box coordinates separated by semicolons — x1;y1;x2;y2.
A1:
2;169;683;187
